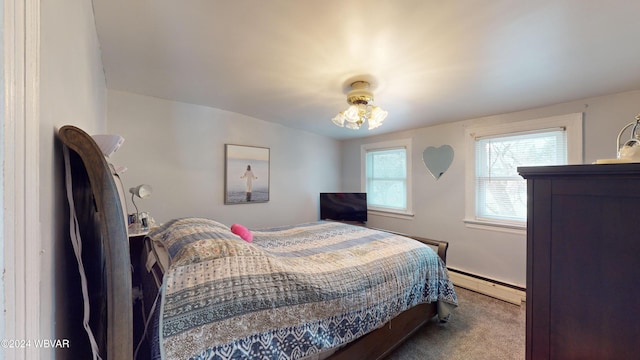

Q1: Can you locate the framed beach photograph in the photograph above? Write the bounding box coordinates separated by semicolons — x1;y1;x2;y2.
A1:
225;144;270;204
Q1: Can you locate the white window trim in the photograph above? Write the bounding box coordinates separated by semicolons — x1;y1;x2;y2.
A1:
361;138;414;219
464;113;583;233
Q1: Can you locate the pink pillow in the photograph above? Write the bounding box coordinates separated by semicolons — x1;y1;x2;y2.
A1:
231;224;253;242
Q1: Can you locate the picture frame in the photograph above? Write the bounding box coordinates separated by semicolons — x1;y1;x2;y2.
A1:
224;144;270;204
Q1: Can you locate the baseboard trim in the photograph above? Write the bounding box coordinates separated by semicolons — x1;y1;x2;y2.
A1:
448;268;526;305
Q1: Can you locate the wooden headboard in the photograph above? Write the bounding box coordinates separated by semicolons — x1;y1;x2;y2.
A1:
58;125;132;360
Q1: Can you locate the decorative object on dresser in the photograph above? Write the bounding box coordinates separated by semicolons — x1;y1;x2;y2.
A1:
519;164;640;360
595;113;640;163
616;113;640;160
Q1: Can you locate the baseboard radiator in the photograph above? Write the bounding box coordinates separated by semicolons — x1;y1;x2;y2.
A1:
447;268;526;305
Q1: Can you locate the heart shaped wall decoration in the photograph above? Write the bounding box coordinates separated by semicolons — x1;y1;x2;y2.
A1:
422;145;454;180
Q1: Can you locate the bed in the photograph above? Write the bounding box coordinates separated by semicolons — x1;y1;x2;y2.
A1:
58;125;457;360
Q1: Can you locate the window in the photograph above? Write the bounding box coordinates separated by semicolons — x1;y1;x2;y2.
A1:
475;129;567;222
465;113;583;232
361;139;413;218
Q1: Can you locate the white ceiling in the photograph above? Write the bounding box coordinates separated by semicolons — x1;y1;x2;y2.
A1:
92;0;640;140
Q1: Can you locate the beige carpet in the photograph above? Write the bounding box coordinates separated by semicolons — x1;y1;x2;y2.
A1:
387;286;525;360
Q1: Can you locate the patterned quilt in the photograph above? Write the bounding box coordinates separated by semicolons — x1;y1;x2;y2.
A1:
148;218;458;360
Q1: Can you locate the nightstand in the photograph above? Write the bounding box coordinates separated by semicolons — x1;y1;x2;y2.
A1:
128;230;149;294
128;230;148;357
128;229;149;299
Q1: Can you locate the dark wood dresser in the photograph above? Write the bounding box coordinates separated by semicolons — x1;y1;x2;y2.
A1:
519;163;640;359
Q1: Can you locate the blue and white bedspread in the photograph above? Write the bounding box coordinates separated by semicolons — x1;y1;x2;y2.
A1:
149;218;458;360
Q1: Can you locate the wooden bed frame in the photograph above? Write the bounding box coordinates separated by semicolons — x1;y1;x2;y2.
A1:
59;125;449;360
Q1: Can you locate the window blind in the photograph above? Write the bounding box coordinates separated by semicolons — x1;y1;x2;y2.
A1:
475;128;567;221
365;147;407;210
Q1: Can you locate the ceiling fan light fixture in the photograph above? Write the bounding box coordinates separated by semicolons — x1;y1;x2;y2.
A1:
331;113;345;127
368;106;387;130
332;80;387;130
343;105;361;123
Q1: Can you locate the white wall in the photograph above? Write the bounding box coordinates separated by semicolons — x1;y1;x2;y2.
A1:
40;0;107;357
107;90;342;228
342;90;640;287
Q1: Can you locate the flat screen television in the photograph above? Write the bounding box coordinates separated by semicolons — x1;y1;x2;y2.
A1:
320;192;367;223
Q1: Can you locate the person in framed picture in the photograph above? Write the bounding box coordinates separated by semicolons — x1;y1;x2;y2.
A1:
241;164;258;201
